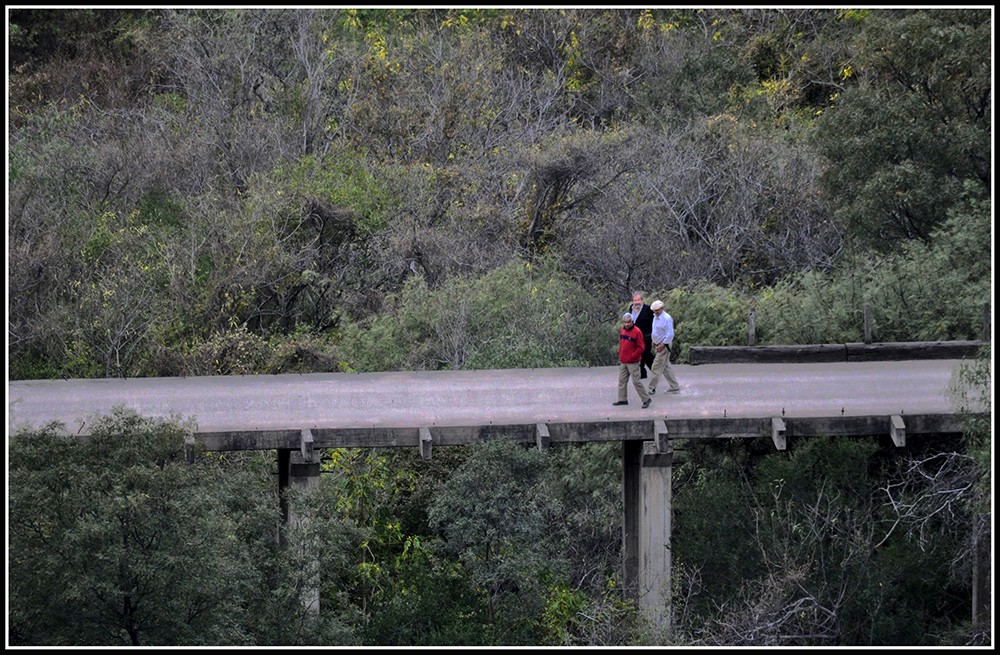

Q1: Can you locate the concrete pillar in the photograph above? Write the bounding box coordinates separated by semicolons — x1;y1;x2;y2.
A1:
623;439;674;635
277;448;291;538
972;516;990;629
277;448;322;613
622;440;642;598
639;440;672;633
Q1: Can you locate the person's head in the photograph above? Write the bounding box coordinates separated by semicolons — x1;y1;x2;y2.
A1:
632;292;644;306
622;312;634;328
650;300;664;314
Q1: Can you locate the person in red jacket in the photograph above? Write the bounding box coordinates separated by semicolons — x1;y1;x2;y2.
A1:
614;313;652;408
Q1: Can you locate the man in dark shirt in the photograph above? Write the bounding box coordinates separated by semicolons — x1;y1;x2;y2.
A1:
628;292;655;379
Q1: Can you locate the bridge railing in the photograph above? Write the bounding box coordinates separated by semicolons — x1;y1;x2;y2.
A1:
689;302;990;366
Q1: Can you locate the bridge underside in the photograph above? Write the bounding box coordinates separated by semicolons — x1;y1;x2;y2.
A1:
194;413;968;454
262;411;972;624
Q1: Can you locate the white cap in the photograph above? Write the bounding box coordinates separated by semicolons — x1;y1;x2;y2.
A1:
650;300;664;311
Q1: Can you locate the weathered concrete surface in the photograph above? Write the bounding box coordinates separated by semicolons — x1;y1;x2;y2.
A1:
7;359;976;437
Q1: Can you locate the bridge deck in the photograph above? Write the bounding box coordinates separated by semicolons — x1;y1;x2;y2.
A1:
7;360;979;450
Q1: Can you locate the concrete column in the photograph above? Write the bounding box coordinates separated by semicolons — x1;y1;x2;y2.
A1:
277;448;322;613
277;448;291;539
972;516;989;629
622;440;642;599
639;440;672;633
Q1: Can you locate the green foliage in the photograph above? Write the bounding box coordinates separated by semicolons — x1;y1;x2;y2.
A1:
338;256;608;371
540;584;588;645
152;91;187;113
655;285;752;360
360;541;491;646
321;448;418;596
188;324;273;375
136;187;185;229
427;438;567;643
9;410;256;645
318;446;493;646
7;348;65;380
755;186;991;344
264;331;343;373
542;442;623;586
672;441;763;613
674;436;980;645
755;270;865;344
9;412;364;646
812;9;990;250
536;442;640;645
274;152;397;235
63;208;174;377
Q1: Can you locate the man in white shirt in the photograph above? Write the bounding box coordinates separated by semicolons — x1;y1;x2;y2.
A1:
646;300;681;395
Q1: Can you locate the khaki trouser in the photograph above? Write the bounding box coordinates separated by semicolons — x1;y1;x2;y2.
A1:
618;361;650;403
648;343;680;392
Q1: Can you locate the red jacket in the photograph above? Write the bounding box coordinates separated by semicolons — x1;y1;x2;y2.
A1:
619;325;645;364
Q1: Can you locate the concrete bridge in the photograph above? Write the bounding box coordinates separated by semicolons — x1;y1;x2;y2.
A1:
6;356;984;625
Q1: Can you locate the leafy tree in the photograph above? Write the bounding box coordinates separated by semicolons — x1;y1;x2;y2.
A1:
359;537;491;646
673;434;983;646
8;409;361;645
811;9;991;250
337;256;608;372
9;9;161;112
754;183;991;345
427;438;567;643
9;410;258;645
538;442;641;645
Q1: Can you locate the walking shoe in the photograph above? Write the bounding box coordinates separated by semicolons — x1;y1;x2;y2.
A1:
641;398;651;409
668;387;681;393
612;400;628;406
648;388;656;395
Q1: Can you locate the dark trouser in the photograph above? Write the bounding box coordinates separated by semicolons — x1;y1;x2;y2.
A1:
640;334;654;377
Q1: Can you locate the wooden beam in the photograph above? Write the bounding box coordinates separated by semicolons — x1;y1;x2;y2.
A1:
847;341;985;362
536;423;550;451
689;344;847;365
890;415;906;447
419;427;433;460
864;303;873;344
771;417;787;450
688;341;985;365
191;413;974;451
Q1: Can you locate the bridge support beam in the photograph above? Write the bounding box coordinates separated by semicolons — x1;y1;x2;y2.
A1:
639;440;673;632
622;439;673;634
420;427;433;460
622;441;641;599
890;415;906;447
771;417;787;450
277;446;322;613
536;423;551;451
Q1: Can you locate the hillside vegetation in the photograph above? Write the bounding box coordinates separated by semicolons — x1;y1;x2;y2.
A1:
7;8;992;646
